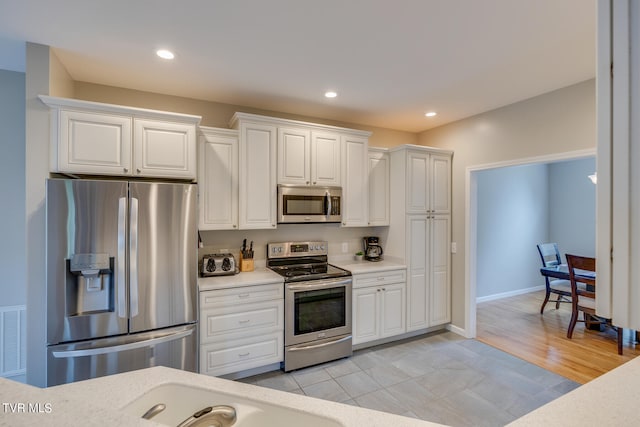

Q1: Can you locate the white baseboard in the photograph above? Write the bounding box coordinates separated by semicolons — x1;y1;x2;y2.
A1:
446;323;470;338
476;285;544;304
0;305;26;379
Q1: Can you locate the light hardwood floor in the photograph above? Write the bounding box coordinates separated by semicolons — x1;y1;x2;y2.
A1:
476;290;640;384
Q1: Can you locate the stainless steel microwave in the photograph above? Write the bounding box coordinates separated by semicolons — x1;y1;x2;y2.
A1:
277;185;342;224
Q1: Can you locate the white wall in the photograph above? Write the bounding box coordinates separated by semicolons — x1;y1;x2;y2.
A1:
0;69;26;306
476;164;548;298
548;157;596;259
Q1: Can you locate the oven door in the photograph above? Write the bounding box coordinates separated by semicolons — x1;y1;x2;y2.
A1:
285;277;352;346
278;185;342;223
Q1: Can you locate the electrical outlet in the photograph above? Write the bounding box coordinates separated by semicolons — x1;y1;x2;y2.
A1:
341;242;348;253
451;242;457;253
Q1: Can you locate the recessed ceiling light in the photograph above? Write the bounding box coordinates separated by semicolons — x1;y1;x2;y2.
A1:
325;91;338;98
156;49;175;60
425;111;437;117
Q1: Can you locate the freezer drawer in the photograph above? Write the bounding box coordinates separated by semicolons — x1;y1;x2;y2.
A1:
46;324;197;387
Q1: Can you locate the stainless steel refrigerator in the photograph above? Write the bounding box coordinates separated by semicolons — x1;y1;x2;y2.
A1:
45;178;198;386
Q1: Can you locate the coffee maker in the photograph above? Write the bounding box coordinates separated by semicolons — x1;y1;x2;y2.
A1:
363;236;384;262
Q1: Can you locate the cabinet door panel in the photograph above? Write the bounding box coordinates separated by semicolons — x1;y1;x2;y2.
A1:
239;123;277;229
312;132;341;186
430;154;451;214
430;215;451;325
199;131;238;230
407;151;429;213
278;127;310;185
60;110;132;175
341;135;369;226
134;119;196;179
381;283;406;338
407;216;428;331
368;151;390;226
353;287;379;345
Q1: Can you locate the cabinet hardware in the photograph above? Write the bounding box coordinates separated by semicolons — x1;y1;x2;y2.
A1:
123;168;128;173
238;293;250;298
136;168;141;173
238;352;250;357
238;319;251;324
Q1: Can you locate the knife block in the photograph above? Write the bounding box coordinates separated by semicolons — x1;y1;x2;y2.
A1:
239;252;254;272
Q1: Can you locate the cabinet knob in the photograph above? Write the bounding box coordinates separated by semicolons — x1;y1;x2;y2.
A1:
272;224;276;227
233;225;237;228
123;168;128;173
313;181;316;185
306;181;310;184
136;168;141;174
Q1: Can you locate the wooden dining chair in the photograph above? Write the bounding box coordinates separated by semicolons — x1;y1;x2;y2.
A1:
565;254;623;355
537;243;572;314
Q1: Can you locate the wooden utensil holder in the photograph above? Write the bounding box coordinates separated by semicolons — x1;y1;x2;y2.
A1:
239;252;254;272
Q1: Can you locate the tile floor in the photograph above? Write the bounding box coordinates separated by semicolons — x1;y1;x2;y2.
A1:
240;331;579;427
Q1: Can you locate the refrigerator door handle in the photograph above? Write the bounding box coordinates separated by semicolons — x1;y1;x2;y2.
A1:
51;328;193;358
129;197;139;317
117;197;127;318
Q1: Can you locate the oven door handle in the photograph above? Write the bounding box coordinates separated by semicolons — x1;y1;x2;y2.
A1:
287;335;352;352
286;277;352;291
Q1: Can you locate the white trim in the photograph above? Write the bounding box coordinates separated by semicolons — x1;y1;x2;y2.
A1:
445;323;467;338
476;285;545;303
0;305;26;378
464;149;596;339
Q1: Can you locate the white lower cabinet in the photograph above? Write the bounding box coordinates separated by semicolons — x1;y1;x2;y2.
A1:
352;269;406;346
199;282;283;377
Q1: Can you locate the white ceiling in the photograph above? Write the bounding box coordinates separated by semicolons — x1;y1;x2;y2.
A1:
0;0;595;133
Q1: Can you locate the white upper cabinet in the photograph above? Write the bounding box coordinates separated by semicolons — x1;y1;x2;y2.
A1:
368;148;390;226
198;127;239;230
401;146;451;214
58;109;132;175
407;150;430;213
134;119;196;179
40;95;201;180
277;127;341;186
231;114;278;229
277;126;311;185
341;135;369;227
311;131;341;186
430;153;451;214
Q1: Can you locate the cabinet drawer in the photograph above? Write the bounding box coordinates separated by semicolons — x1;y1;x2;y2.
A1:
353;269;406;288
200;300;284;343
200;283;283;309
200;333;283;377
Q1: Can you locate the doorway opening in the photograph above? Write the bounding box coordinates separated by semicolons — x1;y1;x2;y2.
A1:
464;148;596;338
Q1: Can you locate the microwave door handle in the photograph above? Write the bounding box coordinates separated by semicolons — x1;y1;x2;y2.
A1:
325;190;331;217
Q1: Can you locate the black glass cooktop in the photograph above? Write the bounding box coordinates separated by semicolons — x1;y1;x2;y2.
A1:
269;262;351;282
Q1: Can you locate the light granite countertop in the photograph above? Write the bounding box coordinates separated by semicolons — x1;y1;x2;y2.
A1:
198;267;283;291
0;366;443;427
332;258;407;275
3;357;640;426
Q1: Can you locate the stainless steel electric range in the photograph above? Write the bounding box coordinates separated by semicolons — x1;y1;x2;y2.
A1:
267;241;352;372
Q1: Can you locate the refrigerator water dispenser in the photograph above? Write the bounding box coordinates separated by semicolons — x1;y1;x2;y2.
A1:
67;253;114;316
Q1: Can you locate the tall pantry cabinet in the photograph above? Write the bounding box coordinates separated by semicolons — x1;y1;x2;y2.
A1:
387;145;452;331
